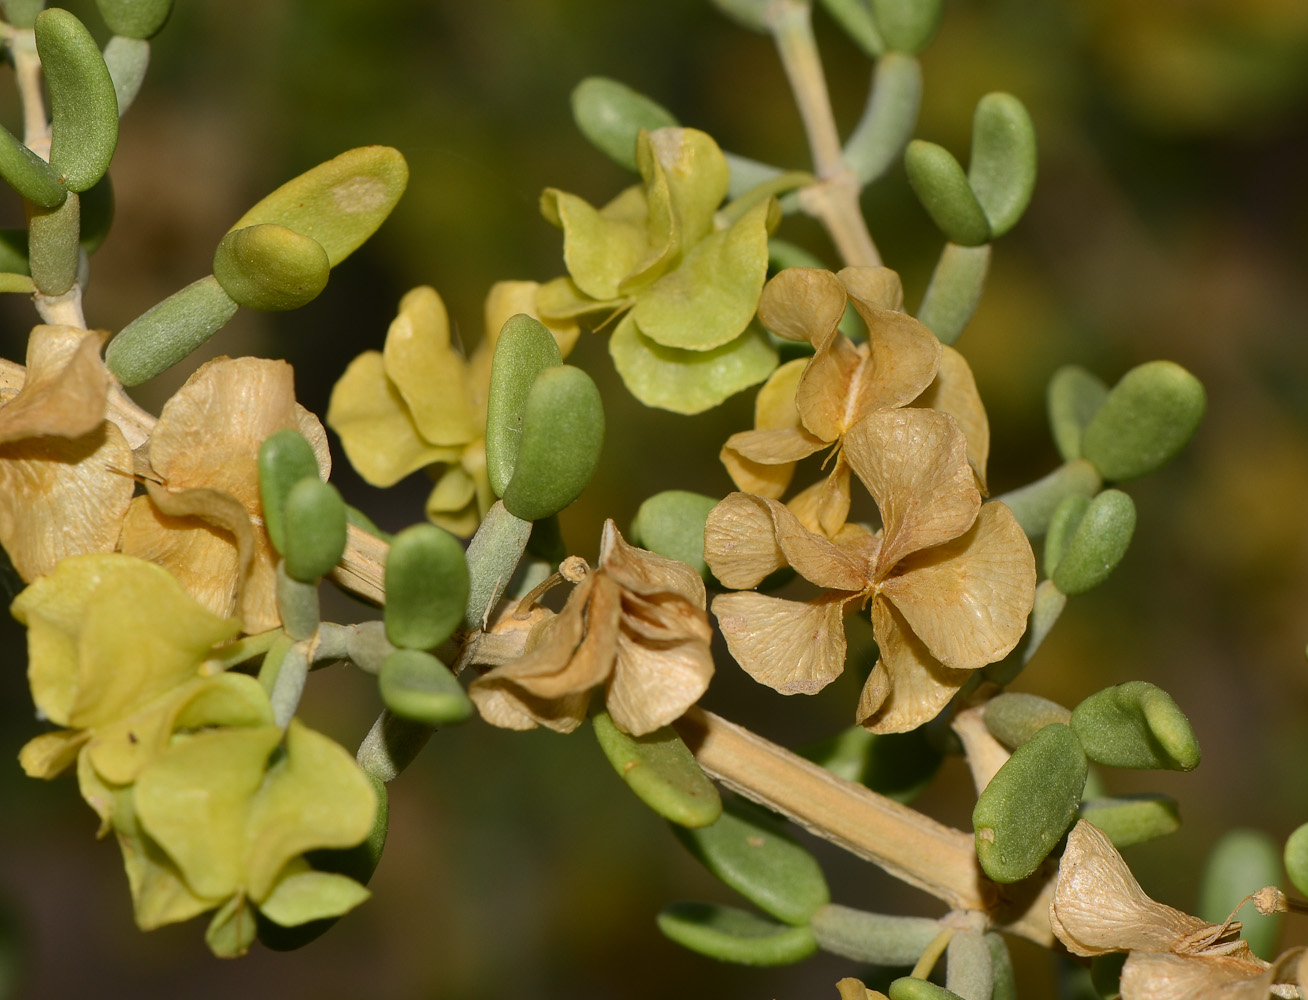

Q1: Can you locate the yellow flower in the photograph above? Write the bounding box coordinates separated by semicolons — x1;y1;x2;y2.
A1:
327;282;577;536
705;407;1034;734
467;520;713;736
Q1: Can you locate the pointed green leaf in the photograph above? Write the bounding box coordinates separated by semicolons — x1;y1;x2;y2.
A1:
0;125;66;207
1284;822;1308;897
229;147;408;267
103;35;150;113
1048;365;1109;463
869;0;943;53
259;870;370;928
673;797;829;925
1070;681;1200;771
379;649;473;727
968;93;1036;238
37;8;118;192
844;52;919;183
983;693;1071;749
905;140;990;247
484;314;563;496
213;224;330;311
592;710;721;828
572;77;678;172
1050;489;1135;595
1080;361;1206;482
105;274;239;385
629;490;719;584
657;902;817;966
384;522;470;650
95;0;171;38
973;722;1087;883
280;478;347;583
258;428;322;556
1078;795;1179;848
1197;829;1283;960
916;241;990;345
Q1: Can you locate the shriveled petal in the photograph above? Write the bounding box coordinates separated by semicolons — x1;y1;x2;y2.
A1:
598;519;707;608
857;309;942;413
1120;952;1276;1000
785;455;851;539
844;408;980;577
754;356;807;429
916;345;989;494
326;350;461;487
837;266;904;314
858;598;972;734
606;625;714;736
757;267;846;345
0;326;111;443
382;286;478;445
712;590;852;694
879;501;1035;670
721;426;826;498
528;573;622;699
0;421;133;581
1051;821;1212;958
795;333;864;442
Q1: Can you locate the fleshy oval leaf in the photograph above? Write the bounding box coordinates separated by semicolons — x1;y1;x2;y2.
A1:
501;365;604;522
983;693;1071;749
463;501;532;632
28;191;79;295
229;146;408;268
213;224;331;312
1047;365;1109;463
1044;493;1091;579
103;35;150;114
629;490;719;584
973;722;1088;883
888;978;966;1000
967;93;1036;238
105;275;239;386
870;0;943;53
1069;681;1201;771
1284;822;1308;897
572;77;678;172
484;314;564;497
592;710;721;828
1079;361;1206;482
281;478;347;583
1050;489;1136;596
905;140;991;247
36;8;118;192
379;648;473;727
656;902;817;966
0;125;66;208
383;522;470;651
95;0;171;38
916;242;990;346
1077;794;1180;848
258;428;322;556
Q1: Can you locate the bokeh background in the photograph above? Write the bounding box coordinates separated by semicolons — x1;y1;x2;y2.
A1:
2;0;1308;996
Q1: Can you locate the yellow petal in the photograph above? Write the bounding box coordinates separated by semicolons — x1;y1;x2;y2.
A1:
382;286;478;445
844;408;980;577
724;426;827;465
836;266;904;314
756;267;846;345
598;518;707;609
785;455;852;538
879;501;1035;670
916;345;989;495
858;598;972;734
754;356;808;429
712;590;852;694
0;325;110;443
479;280;581;365
795;333;864;442
606;624;714;736
19;728;88;778
326;350;461;487
857;309;942;413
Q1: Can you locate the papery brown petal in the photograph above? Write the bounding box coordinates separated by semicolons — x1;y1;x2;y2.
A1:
1120;951;1275;1000
720;444;794;499
619;588;712;647
527;573;622;698
763;493;868;591
0;326;111;443
916;345;989;495
598;519;707;608
756;267;846;345
754;357;807;430
879;502;1035;670
836;266;904;313
712;590;852;694
606;625;714;736
725;427;828;466
1051;820;1211;958
703;492;788;589
0;422;134;581
856;310;942;414
786;454;851;539
796;334;864;443
858;598;971;733
454;602;553;674
294;405;332;480
468;680;591;734
844;408;980;577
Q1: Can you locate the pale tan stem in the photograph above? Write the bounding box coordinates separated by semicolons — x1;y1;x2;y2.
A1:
10;30;49;158
952;704;1013;795
799;179;882;267
330;522;388;605
674;706;1056;947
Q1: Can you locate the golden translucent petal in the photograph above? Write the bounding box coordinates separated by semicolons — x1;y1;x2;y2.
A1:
1120;952;1276;1000
756;267;846;345
844;408;980;577
795;334;864;442
916;345;990;495
326;350;460;487
858;598;972;734
786;455;852;539
598;519;707;608
712;590;852;694
856;309;942;414
606;626;714;736
703;491;788;589
720;426;826;498
0;326;110;443
879;502;1035;670
0;421;133;581
382;286;478;446
836;266;904;313
477;280;580;377
754;356;807;429
19;728;88;778
720;445;794;499
1051;820;1213;958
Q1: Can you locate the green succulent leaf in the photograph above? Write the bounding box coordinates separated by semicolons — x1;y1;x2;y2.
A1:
571;77;678;172
384;522;470;651
36;8;118;192
988;933;1018;1000
1284;822;1308;897
213;224;330;312
983;693;1072;749
1070;681;1200;771
463;501;533;631
1077;795;1180;848
916;242;990;345
968;93;1037;238
95;0;171;38
817;0;885;58
993;459;1102;538
1043;494;1090;579
0;273;34;294
2;0;44;28
656;902;818;966
0;125;66;208
869;0;943;53
27;191;79;295
844;52;920;184
1079;361;1206;482
905;140;991;247
973;722;1088;883
379;649;473;727
673;797;829;925
258;429;322;556
592;710;721;828
629;490;719;584
103;35;150;113
1197;829;1283;961
1049;489;1136;595
484;314;564;497
1047;365;1110;463
888;978;966;1000
808;905;939;965
105;275;239;386
229;146;408;268
280;478;347;583
946;929;993;1000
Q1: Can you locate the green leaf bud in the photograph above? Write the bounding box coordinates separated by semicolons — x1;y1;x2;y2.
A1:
870;0;943;53
1050;489;1136;595
379;648;473;727
1285;822;1308;897
383;523;469;651
501;365;604;522
280;477;347;583
36;8;118;193
916;242;990;345
571;77;678;172
1069;681;1200;771
0;126;66;208
1080;361;1206;481
987;933;1018;1000
983;693;1071;749
808;905;939;965
843;52;920;184
888;978;966;1000
968;93;1037;238
629;490;718;584
592;710;721;828
95;0;171;38
78;173;113;254
673;797;829;925
904;140;991;247
258;428;321;555
27;190;79;295
229;146;408;268
2;0;44;28
463;501;532;631
817;0;885;58
213;224;330;312
485;314;564;497
1044;493;1090;578
1047;365;1109;463
105;275;239;385
656;902;817;966
1077;794;1179;848
1197;829;1283;960
973;722;1088;883
798;725;941;804
103;35;150;115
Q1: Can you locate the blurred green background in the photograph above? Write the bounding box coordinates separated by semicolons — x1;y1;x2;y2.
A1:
2;0;1308;996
